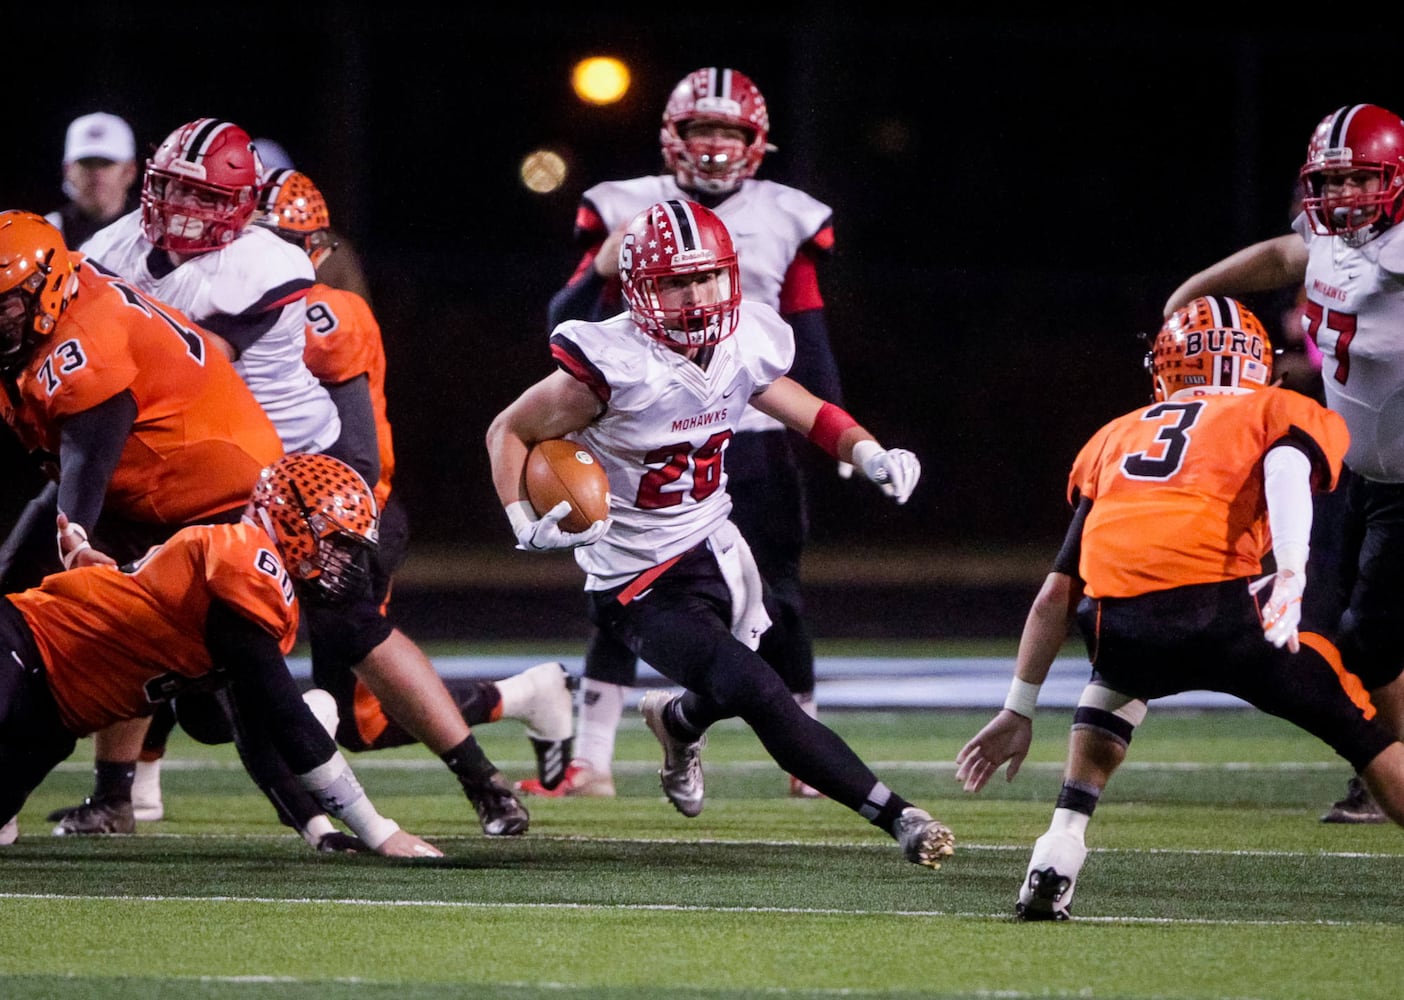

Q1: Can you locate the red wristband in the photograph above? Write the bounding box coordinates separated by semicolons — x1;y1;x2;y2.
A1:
808;402;859;458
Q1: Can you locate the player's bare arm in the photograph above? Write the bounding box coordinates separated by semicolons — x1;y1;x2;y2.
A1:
956;571;1081;793
752;376;921;504
486;369;602;508
1163;234;1308;317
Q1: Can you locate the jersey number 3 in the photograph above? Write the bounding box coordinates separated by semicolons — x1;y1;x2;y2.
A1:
1121;401;1204;480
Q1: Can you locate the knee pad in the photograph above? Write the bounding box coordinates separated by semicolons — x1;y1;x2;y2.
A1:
1071;683;1147;748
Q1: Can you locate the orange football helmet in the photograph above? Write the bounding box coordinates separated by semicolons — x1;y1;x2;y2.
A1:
1148;296;1273;402
249;453;379;603
0;211;79;373
255;168;337;268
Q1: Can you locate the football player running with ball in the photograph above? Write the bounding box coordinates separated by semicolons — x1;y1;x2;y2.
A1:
531;67;844;800
487;199;954;870
954;297;1404;920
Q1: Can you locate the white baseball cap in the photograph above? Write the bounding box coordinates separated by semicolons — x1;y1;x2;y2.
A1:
63;112;136;164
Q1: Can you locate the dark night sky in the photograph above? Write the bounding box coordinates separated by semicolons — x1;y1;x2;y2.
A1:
5;9;1401;556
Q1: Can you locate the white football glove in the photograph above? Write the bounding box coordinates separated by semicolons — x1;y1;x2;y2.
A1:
506;500;609;551
1252;569;1305;653
851;440;920;504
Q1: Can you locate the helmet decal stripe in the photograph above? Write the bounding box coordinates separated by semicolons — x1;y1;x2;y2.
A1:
186;118;230;163
1330;105;1365;148
1205;294;1238;328
662;199;699;251
718;67;731;101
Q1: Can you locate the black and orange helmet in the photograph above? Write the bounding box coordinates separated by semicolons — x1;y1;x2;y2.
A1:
1147;296;1273;403
250;453;378;603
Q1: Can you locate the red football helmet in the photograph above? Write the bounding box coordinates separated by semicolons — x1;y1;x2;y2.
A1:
141;118;261;255
255;168;337;268
249;452;379;603
0;211;78;374
1299;104;1404;243
660;67;772;196
1147;296;1273;403
619;199;741;351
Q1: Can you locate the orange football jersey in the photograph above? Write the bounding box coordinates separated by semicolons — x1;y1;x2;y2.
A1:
301;284;394;506
9;521;299;735
1070;388;1349;599
0;257;283;523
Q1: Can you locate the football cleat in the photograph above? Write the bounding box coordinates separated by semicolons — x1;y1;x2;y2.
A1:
131;758;164;822
50;796;136;836
464;771;530;837
1321;775;1388;824
1015;829;1089;921
494;661;577;789
0;816;17;845
894;806;955;869
640;690;706;817
515;760;617;798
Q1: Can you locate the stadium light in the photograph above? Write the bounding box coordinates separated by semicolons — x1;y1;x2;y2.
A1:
572;57;630;105
520;148;568;194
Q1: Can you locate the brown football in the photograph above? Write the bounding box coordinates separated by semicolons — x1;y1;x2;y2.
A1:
525;439;610;533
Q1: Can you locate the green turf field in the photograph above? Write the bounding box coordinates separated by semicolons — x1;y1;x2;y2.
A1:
2;704;1400;999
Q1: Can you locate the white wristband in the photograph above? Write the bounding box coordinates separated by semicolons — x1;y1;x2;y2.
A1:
1003;678;1041;718
299;752;401;849
58;521;91;570
850;439;882;471
506;500;536;537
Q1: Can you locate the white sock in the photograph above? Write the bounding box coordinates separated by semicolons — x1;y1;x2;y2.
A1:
574;679;625;773
1048;806;1090;841
132;759;162;800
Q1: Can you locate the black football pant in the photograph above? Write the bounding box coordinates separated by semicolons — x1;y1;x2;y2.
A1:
586;543;879;813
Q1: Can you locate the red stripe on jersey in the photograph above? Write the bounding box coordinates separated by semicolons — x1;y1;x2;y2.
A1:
550;335;611;403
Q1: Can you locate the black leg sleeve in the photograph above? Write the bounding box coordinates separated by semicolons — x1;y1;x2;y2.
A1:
204;599;337;830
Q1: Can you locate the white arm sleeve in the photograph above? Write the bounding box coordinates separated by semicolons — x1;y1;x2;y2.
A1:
1263;445;1313;575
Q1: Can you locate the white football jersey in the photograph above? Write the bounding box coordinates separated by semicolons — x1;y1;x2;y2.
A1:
1296;214;1404;481
551;300;795;588
82;211;340;454
583;175;830;434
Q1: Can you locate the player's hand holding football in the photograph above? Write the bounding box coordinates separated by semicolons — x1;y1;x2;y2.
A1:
851;440;920;504
507;500;610;551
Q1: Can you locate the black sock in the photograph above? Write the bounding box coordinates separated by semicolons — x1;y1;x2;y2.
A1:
441;735;496;788
665;698;705;741
93;760;136;802
857;781;912;835
1055;779;1101;817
